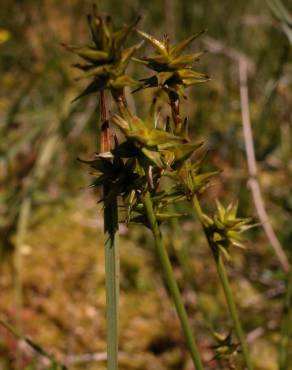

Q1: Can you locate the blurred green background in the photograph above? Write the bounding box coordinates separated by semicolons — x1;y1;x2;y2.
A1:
0;1;291;369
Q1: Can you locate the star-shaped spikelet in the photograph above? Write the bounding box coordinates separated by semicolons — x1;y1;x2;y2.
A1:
202;201;253;259
63;5;142;101
134;30;210;97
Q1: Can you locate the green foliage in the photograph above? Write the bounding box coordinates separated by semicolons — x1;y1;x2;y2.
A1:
266;0;292;44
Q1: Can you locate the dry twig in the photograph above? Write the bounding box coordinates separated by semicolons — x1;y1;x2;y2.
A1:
238;57;290;272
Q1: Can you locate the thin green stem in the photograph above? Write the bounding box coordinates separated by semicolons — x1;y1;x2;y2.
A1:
216;255;253;370
168;88;253;369
100;91;119;370
192;195;254;370
104;198;119;370
143;191;204;370
279;267;292;370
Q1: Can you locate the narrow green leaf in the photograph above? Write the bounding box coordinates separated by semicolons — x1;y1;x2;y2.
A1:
110;75;140;90
169;51;206;69
137;29;168;56
171;142;203;169
141;147;165;168
75;65;109;81
113;16;141;50
72;79;106;102
111;114;130;132
63;44;109;63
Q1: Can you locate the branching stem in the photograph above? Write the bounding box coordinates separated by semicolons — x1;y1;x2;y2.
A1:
192;195;254;370
143;191;204;370
167;88;254;369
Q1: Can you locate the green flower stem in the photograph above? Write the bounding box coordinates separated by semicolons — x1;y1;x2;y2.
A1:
104;197;119;370
143;191;204;370
215;255;253;370
192;195;254;370
100;91;120;370
168;84;253;369
279;267;292;370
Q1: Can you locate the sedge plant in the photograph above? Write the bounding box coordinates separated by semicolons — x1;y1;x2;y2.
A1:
135;29;255;370
66;5;255;369
63;7;143;369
